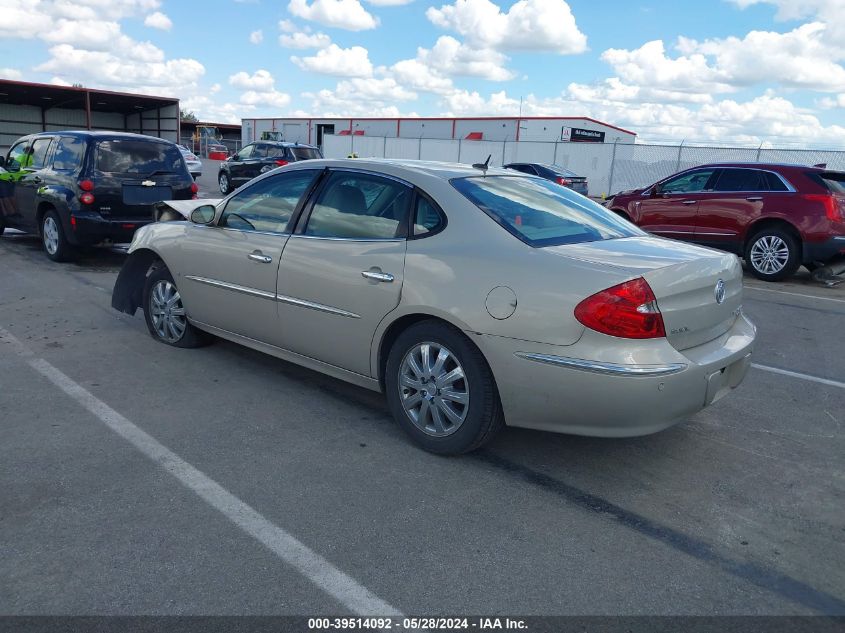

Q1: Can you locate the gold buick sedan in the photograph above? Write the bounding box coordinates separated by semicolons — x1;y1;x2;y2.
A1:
112;159;756;454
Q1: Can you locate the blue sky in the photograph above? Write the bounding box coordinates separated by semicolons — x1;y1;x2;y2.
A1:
1;0;844;146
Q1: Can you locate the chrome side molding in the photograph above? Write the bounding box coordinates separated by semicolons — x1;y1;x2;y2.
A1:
514;352;687;377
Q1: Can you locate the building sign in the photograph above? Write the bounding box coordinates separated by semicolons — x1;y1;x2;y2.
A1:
561;126;606;143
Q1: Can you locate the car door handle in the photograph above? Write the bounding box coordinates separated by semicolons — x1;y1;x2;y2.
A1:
248;251;272;263
746;196;763;201
681;200;697;205
361;270;394;283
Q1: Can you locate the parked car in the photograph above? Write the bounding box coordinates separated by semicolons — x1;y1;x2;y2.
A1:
0;131;197;261
607;163;845;281
217;141;323;194
177;144;202;179
504;163;589;196
113;159;755;454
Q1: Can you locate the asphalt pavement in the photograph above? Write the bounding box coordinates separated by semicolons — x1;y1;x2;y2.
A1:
0;161;843;617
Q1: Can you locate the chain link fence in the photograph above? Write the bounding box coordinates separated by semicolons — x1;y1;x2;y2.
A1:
323;134;845;197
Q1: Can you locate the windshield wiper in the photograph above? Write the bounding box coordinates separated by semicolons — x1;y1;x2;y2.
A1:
144;169;174;178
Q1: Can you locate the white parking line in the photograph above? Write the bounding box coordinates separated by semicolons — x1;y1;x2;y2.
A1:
752;363;845;391
744;285;845;304
0;326;401;617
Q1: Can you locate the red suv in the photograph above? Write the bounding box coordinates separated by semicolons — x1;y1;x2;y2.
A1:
608;163;845;281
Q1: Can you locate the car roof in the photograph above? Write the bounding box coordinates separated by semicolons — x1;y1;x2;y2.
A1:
285;158;516;180
22;130;176;143
690;162;834;173
258;141;320;149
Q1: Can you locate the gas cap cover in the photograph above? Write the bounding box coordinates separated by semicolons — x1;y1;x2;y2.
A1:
486;286;517;320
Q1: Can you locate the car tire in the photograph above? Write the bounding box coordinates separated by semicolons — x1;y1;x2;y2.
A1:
0;217;5;236
41;210;75;262
143;265;212;348
218;171;232;195
385;320;504;455
745;227;801;282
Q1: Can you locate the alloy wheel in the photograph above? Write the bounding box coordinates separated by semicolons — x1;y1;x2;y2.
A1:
750;235;790;275
149;279;187;343
219;173;229;194
398;342;470;437
43;216;59;255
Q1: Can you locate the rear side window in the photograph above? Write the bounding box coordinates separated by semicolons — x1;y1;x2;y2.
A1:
413;194;444;237
815;172;845;194
764;172;789;191
96;140;183;175
305;172;411;239
53;137;86;171
713;168;768;192
28;138;53;169
291;147;322;160
452;176;642;247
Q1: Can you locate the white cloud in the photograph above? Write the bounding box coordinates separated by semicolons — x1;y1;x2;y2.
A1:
249;29;264;44
229;69;276;91
292;44;373;77
288;0;379;31
426;0;587;53
144;11;172;30
280;31;331;49
414;36;514;81
278;19;298;32
240;90;291;108
365;0;414;5
389;59;454;94
0;67;22;80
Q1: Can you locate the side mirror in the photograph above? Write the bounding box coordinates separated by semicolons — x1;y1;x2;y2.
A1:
230;154;239;161
650;185;661;197
190;204;216;225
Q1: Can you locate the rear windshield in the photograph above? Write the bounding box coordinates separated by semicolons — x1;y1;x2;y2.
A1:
817;172;845;194
96;140;184;175
452;176;643;247
548;165;579;178
291;147;322;160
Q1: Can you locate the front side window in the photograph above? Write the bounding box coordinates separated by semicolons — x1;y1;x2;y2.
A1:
659;169;716;194
237;144;254;159
5;142;28;172
96;140;183;175
305;172;411;239
220;169;318;233
53;137;86;171
452;176;642;247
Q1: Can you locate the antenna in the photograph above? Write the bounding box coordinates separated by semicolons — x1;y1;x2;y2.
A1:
472;154;492;174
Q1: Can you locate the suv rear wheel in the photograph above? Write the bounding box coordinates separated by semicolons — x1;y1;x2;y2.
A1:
218;172;232;195
42;210;75;262
745;227;801;282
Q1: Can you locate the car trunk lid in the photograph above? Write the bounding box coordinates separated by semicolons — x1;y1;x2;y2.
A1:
549;236;743;350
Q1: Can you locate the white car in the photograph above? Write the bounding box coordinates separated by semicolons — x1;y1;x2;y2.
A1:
177;144;202;179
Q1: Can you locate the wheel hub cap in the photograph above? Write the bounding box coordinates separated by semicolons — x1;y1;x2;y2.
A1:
43;217;59;255
750;235;789;275
149;280;187;343
398;342;470;437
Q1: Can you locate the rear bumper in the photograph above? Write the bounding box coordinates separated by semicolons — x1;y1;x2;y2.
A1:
477;313;756;437
804;236;845;264
67;212;152;246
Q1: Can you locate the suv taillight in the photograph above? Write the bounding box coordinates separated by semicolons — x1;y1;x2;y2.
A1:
574;277;666;339
190;182;198;194
804;193;843;222
556;177;571;186
78;180;95;204
79;180;94;192
275;159;289;167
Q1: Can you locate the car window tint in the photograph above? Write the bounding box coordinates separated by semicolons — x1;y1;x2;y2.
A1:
813;172;845;194
413;195;444;236
765;172;789;192
291;147;322;160
237;145;254;159
221;169;318;233
714;168;769;192
53;137;86;171
253;144;270;158
660;169;715;193
5;142;28;171
28;138;53;169
96;140;183;175
452;176;643;247
550;165;578;178
305;172;411;239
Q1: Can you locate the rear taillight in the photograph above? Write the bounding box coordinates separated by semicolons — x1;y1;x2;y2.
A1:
275;159;289;167
803;193;843;222
79;180;94;192
190;182;199;194
556;177;571;186
79;192;95;205
574;277;665;339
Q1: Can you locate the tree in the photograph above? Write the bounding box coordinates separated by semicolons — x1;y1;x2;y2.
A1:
180;109;198;122
72;83;84;88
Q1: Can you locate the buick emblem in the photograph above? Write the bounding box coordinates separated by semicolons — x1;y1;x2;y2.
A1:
714;279;726;304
